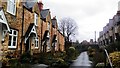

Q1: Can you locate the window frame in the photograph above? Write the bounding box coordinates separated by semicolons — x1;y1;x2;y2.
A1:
7;0;16;15
34;13;38;26
47;39;51;52
35;38;39;48
8;29;18;48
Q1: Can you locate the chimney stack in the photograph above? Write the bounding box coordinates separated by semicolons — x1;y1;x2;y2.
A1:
38;1;43;11
53;16;56;19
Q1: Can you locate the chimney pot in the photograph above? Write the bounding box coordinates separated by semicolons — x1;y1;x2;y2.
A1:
38;1;43;11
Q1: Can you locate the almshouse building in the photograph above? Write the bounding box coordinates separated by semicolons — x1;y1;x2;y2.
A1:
0;0;42;58
0;0;65;60
40;9;52;52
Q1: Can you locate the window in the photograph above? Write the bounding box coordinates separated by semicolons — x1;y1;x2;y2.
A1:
7;0;16;15
34;13;38;26
8;29;18;48
52;42;57;51
46;32;50;39
35;38;39;48
55;36;57;42
47;40;51;52
47;22;50;30
55;43;57;51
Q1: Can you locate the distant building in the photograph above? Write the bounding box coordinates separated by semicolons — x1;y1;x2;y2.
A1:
98;2;120;46
81;40;90;45
89;39;94;44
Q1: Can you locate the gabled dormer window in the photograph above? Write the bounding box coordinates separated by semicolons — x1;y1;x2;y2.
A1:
7;0;16;15
34;13;38;26
8;29;18;48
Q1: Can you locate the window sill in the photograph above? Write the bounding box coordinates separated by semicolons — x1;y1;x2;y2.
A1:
35;47;39;49
8;46;16;49
7;10;16;16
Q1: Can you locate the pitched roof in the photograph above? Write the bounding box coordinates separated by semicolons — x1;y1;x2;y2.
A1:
0;7;10;31
40;9;49;20
23;1;36;11
24;23;34;37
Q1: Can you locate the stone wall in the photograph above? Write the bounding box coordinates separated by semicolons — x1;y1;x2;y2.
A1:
58;31;65;52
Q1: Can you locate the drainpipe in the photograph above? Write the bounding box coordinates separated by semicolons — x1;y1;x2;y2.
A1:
20;5;24;55
41;20;43;52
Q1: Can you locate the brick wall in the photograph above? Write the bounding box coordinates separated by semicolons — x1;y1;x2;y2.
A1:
58;31;65;52
1;2;42;56
1;1;65;59
2;2;23;56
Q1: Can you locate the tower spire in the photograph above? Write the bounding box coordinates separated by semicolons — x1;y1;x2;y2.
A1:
95;31;96;44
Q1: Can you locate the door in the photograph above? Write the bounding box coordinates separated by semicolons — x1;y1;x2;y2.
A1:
26;37;30;52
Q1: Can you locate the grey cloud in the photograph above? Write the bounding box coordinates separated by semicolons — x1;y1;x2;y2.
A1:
42;0;119;41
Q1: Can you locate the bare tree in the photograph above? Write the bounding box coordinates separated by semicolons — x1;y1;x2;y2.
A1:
59;17;77;42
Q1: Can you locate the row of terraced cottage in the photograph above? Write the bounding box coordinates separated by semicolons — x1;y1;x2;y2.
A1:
98;10;120;46
0;0;65;60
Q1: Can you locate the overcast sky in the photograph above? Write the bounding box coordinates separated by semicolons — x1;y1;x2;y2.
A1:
42;0;119;42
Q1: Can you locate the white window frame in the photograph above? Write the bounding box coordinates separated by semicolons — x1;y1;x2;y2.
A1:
55;43;57;51
7;0;16;15
34;13;38;26
55;36;57;41
35;38;39;48
8;29;18;48
46;32;50;38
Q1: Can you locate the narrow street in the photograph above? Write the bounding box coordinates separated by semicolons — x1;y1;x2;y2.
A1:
70;51;92;68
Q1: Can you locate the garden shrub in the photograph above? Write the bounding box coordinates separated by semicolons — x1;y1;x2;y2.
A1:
20;52;33;64
1;58;9;67
88;48;96;57
106;41;120;53
38;52;48;64
88;47;105;67
9;58;20;68
66;47;76;60
2;58;31;68
107;51;120;67
51;58;69;68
